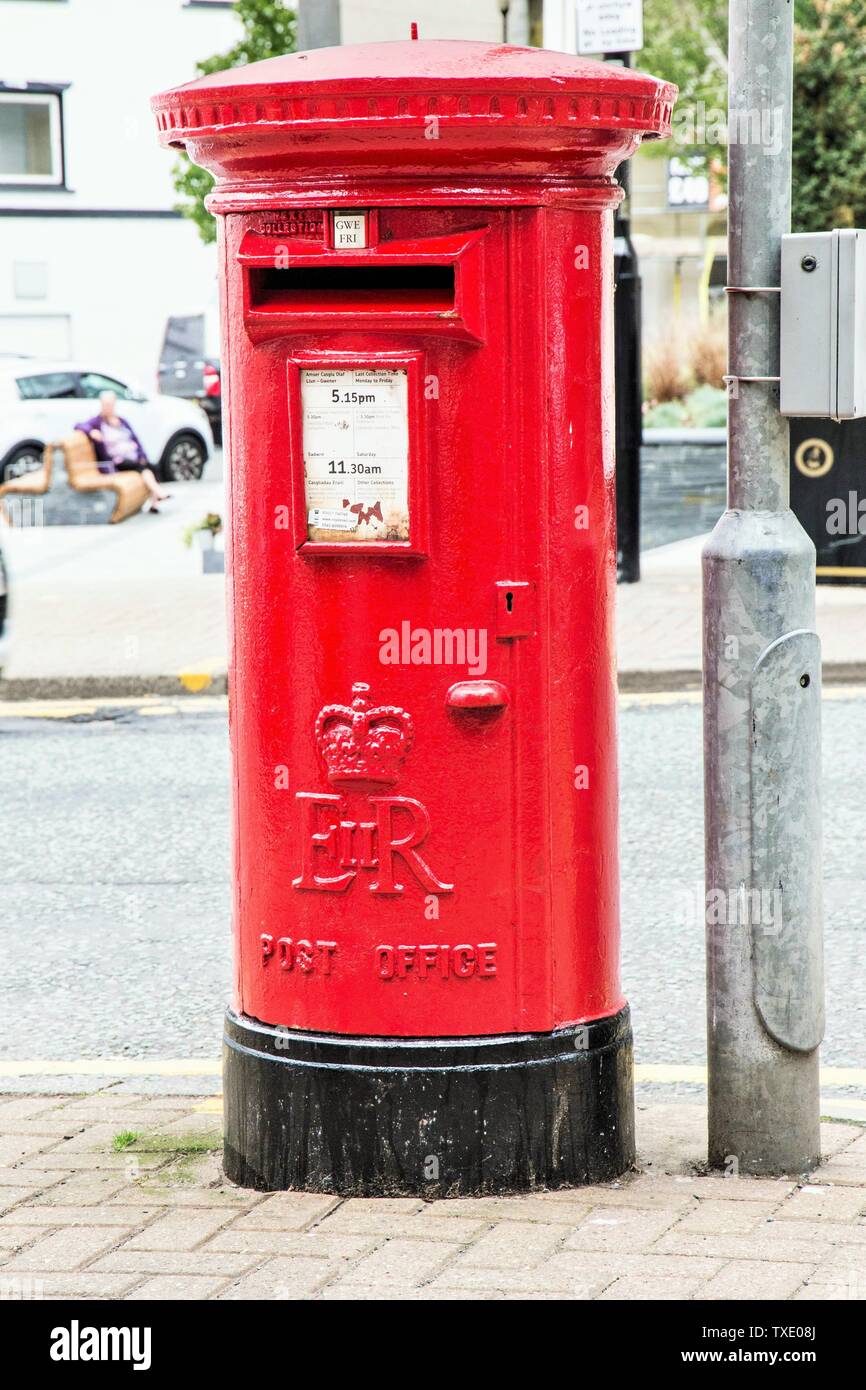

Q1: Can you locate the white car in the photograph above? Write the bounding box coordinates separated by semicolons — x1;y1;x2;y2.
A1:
0;360;214;483
0;537;9;678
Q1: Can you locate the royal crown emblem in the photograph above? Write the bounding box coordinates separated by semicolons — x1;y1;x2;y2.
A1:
315;683;414;786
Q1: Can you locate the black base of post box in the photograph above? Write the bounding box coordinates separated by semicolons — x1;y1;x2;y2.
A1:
222;1005;635;1196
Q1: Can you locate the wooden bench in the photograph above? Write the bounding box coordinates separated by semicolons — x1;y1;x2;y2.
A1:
0;431;148;525
0;444;54;500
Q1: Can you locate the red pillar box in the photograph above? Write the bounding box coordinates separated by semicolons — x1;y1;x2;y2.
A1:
153;41;675;1195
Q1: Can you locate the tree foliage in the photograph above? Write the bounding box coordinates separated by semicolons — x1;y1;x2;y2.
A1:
640;0;866;231
641;0;728;167
792;0;866;229
171;0;297;244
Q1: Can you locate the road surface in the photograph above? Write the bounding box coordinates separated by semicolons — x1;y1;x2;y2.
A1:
1;691;863;1096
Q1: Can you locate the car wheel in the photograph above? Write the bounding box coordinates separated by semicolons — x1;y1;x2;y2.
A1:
162;433;206;481
2;443;44;483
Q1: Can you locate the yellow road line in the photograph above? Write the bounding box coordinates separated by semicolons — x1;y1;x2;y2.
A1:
177;657;225;694
0;695;227;720
1;685;865;720
1;1058;865;1087
635;1063;866;1087
636;1064;706;1082
620;684;866;709
619;689;702;707
0;1059;221;1077
806;1066;866;1086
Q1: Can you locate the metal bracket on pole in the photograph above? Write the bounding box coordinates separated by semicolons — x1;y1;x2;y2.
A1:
723;375;780;385
723;286;782;387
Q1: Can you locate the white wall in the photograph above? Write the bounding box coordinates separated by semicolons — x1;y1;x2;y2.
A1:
0;0;239;383
0;0;240;212
540;0;575;51
0;213;221;389
0;0;537;387
339;0;530;45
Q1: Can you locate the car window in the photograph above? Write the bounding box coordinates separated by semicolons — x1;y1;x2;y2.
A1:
15;371;78;400
77;372;131;400
161;316;204;364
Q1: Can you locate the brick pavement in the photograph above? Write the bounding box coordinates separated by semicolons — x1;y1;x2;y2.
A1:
0;1093;864;1300
617;534;866;687
4;507;866;699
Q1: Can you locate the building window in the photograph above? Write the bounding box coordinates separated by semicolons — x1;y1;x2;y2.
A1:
0;89;65;187
13;262;49;300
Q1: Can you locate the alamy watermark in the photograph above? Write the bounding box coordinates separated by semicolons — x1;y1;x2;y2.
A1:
826;491;866;536
379;621;488;676
672;101;784;156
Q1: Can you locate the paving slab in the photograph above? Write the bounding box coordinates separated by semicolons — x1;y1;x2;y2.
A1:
0;1089;860;1299
4;487;866;695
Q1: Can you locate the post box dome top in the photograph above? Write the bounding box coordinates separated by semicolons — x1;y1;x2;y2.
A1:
152;40;675;191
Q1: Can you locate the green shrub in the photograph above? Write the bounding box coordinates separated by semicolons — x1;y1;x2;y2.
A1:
644;386;727;429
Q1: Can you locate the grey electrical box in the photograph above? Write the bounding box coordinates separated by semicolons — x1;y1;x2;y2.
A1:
781;229;866;420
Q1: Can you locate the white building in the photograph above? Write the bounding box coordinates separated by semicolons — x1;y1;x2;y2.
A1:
543;0;726;339
0;0;536;388
326;0;532;46
0;0;240;388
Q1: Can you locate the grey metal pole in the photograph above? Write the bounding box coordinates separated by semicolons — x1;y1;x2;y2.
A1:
703;0;824;1173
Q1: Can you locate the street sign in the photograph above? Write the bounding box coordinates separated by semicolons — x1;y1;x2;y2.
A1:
667;155;710;209
575;0;644;55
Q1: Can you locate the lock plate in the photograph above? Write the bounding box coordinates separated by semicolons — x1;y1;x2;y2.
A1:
495;581;536;640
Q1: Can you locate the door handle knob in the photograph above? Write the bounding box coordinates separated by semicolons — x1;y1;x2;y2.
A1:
445;680;510;710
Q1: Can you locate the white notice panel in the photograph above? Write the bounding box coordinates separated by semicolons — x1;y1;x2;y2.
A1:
575;0;643;55
332;212;368;248
301;368;410;542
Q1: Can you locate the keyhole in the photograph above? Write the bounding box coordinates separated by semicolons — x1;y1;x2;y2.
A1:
505;591;514;613
799;673;810;688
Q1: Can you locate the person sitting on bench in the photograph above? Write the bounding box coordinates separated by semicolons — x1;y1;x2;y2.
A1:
75;391;170;513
